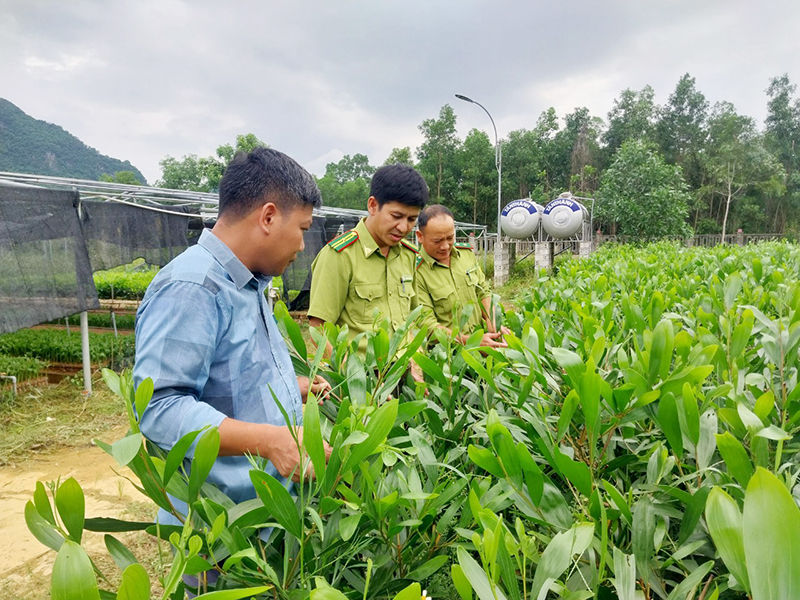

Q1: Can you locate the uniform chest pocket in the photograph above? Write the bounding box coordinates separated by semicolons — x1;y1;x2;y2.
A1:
430;286;455;316
397;275;415;299
396;275;415;316
465;266;481;287
353;283;384;323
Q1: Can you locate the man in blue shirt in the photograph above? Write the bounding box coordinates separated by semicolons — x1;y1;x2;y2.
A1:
134;147;331;526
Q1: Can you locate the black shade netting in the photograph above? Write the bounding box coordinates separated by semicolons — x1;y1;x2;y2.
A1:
283;214;361;310
80;201;196;270
0;185;99;334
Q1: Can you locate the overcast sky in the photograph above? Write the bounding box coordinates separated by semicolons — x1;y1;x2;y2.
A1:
2;0;798;185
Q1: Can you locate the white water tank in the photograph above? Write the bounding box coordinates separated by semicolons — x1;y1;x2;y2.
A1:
542;193;589;239
500;199;543;239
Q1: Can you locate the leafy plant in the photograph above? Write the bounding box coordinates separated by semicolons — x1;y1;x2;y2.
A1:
25;241;800;599
93;265;158;300
0;353;47;381
52;311;137;330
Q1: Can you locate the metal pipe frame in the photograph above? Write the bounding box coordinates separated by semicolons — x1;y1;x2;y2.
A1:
0;374;17;397
0;171;488;232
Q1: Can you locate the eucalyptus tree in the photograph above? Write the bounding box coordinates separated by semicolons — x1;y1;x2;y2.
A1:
706;102;785;238
537;107;596;194
458;129;495;224
502;128;543;201
603;85;658;157
764;74;800;231
563;107;603;194
656;74;709;189
416;104;462;204
532;108;560;194
383;147;414;166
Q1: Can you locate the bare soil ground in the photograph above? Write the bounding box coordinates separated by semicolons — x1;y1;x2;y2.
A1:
0;381;163;599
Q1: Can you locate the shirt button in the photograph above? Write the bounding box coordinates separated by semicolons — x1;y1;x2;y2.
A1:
393;321;398;328
389;291;393;296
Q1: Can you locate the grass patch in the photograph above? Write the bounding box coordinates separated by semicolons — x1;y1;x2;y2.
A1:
0;376;127;466
496;250;578;303
496;253;545;301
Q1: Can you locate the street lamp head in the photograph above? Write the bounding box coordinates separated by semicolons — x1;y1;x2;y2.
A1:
452;92;503;242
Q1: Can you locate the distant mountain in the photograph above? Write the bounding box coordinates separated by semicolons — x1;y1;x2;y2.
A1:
0;98;147;184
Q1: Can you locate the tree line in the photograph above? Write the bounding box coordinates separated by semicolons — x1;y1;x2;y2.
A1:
134;73;800;239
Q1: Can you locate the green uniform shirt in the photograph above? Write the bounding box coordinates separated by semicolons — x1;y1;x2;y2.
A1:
309;218;418;354
414;243;491;335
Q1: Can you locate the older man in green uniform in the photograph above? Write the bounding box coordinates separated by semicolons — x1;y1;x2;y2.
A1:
308;164;428;355
414;204;508;348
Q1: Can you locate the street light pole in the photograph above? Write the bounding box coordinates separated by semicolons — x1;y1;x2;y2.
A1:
455;94;502;241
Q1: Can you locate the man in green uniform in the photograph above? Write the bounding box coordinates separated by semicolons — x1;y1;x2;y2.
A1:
414;205;508;348
308;164;428;355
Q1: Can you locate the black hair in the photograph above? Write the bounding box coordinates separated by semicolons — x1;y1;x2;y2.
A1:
369;163;429;209
218;147;322;220
418;204;454;230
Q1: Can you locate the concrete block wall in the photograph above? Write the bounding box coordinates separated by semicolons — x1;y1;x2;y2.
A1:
494;240;512;286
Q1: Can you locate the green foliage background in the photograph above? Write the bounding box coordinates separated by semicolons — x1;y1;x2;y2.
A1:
178;73;799;239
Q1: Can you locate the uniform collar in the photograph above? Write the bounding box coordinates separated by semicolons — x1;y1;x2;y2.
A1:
356;217;399;259
198;229;266;290
419;244;462;268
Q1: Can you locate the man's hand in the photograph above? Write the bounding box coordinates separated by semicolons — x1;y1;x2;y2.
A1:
500;325;512;337
309;374;332;402
264;426;333;483
218;419;332;483
410;360;425;383
479;331;508;348
308;316;335;359
297;375;332;404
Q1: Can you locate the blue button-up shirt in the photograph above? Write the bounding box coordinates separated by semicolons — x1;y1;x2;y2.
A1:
134;229;303;519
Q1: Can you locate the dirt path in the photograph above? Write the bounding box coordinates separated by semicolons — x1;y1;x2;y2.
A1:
0;426;157;598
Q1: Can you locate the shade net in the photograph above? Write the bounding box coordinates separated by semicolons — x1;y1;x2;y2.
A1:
282;214;361;310
80;200;196;270
0;185;99;334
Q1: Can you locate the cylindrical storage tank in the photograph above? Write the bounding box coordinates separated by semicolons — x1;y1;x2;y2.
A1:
500;199;543;239
542;196;588;238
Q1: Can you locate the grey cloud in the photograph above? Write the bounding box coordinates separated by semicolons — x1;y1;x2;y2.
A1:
1;0;798;183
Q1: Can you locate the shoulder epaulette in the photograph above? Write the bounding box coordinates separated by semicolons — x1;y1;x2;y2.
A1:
455;242;473;250
415;255;423;270
327;230;358;252
400;239;419;253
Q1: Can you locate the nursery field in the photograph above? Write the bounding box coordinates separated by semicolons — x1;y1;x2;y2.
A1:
0;263;148;388
20;241;800;600
93;262;159;301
